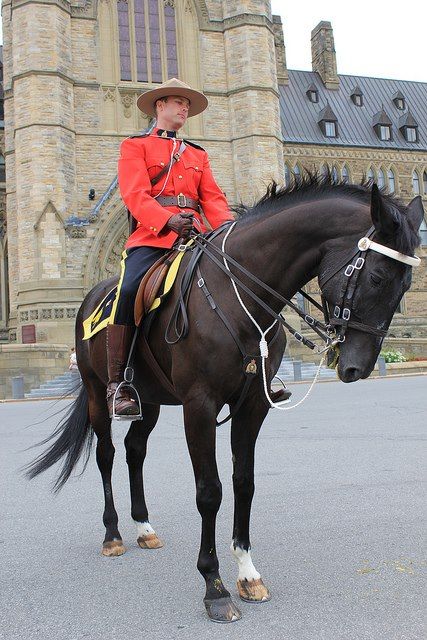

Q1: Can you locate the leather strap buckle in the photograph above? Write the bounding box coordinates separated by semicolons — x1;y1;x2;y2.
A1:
177;193;187;208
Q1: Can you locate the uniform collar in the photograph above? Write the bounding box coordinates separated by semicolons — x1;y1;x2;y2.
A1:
154;127;178;138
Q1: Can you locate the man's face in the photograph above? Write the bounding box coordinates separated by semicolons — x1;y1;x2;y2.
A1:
155;95;190;130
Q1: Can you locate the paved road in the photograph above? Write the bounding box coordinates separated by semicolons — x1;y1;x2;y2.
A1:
1;376;426;640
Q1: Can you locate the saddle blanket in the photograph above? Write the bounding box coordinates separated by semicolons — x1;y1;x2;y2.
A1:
82;243;190;340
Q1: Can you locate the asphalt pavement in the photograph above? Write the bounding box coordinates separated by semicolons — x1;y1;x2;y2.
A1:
1;375;426;640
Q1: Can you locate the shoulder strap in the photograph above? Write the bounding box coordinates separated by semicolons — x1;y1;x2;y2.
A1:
184;139;205;151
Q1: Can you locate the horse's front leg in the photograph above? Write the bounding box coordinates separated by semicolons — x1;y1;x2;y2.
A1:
183;397;242;623
230;395;271;602
124;403;163;549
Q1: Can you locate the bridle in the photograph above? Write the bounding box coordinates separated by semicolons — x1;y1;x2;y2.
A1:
318;226;421;344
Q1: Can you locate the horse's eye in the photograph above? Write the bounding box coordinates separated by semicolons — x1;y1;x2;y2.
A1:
370;273;382;286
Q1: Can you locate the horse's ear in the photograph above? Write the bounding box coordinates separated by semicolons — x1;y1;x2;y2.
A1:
406;195;425;231
370;183;399;238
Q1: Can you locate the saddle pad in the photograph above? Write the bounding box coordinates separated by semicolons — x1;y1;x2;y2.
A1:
82;286;118;340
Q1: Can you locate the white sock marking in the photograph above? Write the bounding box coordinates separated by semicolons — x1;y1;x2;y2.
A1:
134;521;155;538
231;542;261;581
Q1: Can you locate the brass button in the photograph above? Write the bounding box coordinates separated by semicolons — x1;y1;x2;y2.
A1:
178;175;183;179
153;227;157;232
195;166;199;170
160;162;165;167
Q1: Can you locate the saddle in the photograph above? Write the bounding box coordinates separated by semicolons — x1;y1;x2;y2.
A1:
134;248;181;326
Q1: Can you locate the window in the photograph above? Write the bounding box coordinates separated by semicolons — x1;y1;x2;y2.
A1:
420;218;427;246
379;125;391;141
387;169;395;194
284;163;291;187
394;98;405;110
405;127;418;142
424;171;427;196
293;164;301;182
306;84;319;103
331;166;339;183
353;94;363;106
321;163;329;177
0;155;5;183
378;169;385;189
412;171;420;195
117;0;179;83
367;167;375;182
325;121;337;137
342;165;349;183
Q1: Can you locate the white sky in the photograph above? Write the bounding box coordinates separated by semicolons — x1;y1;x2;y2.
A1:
0;1;426;83
271;0;426;83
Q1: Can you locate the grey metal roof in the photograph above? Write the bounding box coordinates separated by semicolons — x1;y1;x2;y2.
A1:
279;70;427;150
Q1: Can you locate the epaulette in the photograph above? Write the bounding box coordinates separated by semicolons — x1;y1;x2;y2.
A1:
183;139;205;151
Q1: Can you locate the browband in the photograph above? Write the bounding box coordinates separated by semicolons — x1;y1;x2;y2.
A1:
357;237;421;267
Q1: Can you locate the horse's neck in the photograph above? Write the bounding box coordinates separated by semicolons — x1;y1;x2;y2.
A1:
229;200;369;305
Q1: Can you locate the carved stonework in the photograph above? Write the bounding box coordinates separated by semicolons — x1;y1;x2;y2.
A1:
66;308;77;319
30;310;39;321
42;309;52;320
20;311;29;322
121;93;134;118
104;88;116;102
164;0;175;7
54;308;65;319
66;227;87;238
184;0;192;13
103;229;128;279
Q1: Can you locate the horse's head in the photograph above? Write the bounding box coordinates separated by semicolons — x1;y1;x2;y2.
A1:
319;185;424;382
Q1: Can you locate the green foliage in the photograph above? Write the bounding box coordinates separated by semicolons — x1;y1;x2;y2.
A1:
380;349;406;363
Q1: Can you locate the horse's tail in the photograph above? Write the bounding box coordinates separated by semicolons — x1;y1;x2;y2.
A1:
25;384;94;492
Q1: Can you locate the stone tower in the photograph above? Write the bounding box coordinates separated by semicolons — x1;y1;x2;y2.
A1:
221;0;284;202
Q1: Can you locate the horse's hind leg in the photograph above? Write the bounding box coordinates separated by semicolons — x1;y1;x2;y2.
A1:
230;397;271;602
87;381;125;557
124;403;163;549
183;397;242;623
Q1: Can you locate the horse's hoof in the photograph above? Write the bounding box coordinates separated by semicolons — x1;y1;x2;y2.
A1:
204;596;242;623
237;578;271;603
102;540;126;557
137;533;164;549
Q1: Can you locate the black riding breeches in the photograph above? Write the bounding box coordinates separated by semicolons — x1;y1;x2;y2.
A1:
112;246;167;325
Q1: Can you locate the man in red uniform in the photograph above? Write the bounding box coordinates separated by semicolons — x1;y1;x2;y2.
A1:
108;78;234;417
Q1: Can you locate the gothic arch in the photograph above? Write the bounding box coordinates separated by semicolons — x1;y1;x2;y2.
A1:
83;188;128;290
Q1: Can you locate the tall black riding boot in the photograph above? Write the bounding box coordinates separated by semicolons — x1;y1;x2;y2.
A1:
106;324;140;418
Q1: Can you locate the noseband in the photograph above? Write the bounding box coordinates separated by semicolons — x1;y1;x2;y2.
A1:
319;227;420;343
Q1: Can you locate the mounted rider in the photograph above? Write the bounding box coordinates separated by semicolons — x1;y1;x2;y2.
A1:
108;78;234;418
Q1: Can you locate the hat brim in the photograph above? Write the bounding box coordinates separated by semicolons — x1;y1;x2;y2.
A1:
137;87;208;118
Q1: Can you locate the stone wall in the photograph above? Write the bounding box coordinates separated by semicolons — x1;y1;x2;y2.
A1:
0;343;69;399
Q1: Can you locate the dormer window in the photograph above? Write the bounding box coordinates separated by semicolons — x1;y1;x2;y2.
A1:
399;110;419;143
351;85;363;107
306;83;319;103
373;108;392;141
379;125;391;141
318;103;338;138
392;91;405;110
325;121;337;137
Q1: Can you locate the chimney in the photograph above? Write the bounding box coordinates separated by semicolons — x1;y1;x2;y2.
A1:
311;21;339;90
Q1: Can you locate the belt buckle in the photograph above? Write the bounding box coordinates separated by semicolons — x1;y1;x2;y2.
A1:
177;193;187;208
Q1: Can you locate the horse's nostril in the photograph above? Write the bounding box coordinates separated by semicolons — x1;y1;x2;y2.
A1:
342;367;362;383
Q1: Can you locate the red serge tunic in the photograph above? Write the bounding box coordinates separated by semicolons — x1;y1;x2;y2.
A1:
118;129;234;249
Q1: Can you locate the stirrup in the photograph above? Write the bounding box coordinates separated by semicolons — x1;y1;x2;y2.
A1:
112;367;142;421
271;375;292;404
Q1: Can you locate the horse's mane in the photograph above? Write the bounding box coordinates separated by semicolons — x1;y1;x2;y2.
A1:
233;170;420;254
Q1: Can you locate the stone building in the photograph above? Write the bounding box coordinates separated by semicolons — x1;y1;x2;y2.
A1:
0;1;426;396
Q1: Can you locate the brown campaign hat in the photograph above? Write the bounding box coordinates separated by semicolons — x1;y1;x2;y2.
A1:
136;78;208;118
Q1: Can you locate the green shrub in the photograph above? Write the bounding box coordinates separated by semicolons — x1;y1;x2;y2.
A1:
380;349;406;363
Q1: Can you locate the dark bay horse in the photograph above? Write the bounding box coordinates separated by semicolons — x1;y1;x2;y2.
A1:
27;176;423;623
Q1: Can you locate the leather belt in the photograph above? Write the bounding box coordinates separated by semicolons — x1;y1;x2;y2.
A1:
156;194;199;211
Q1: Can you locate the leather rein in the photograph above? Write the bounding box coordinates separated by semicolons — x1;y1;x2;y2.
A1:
169;221;420;353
